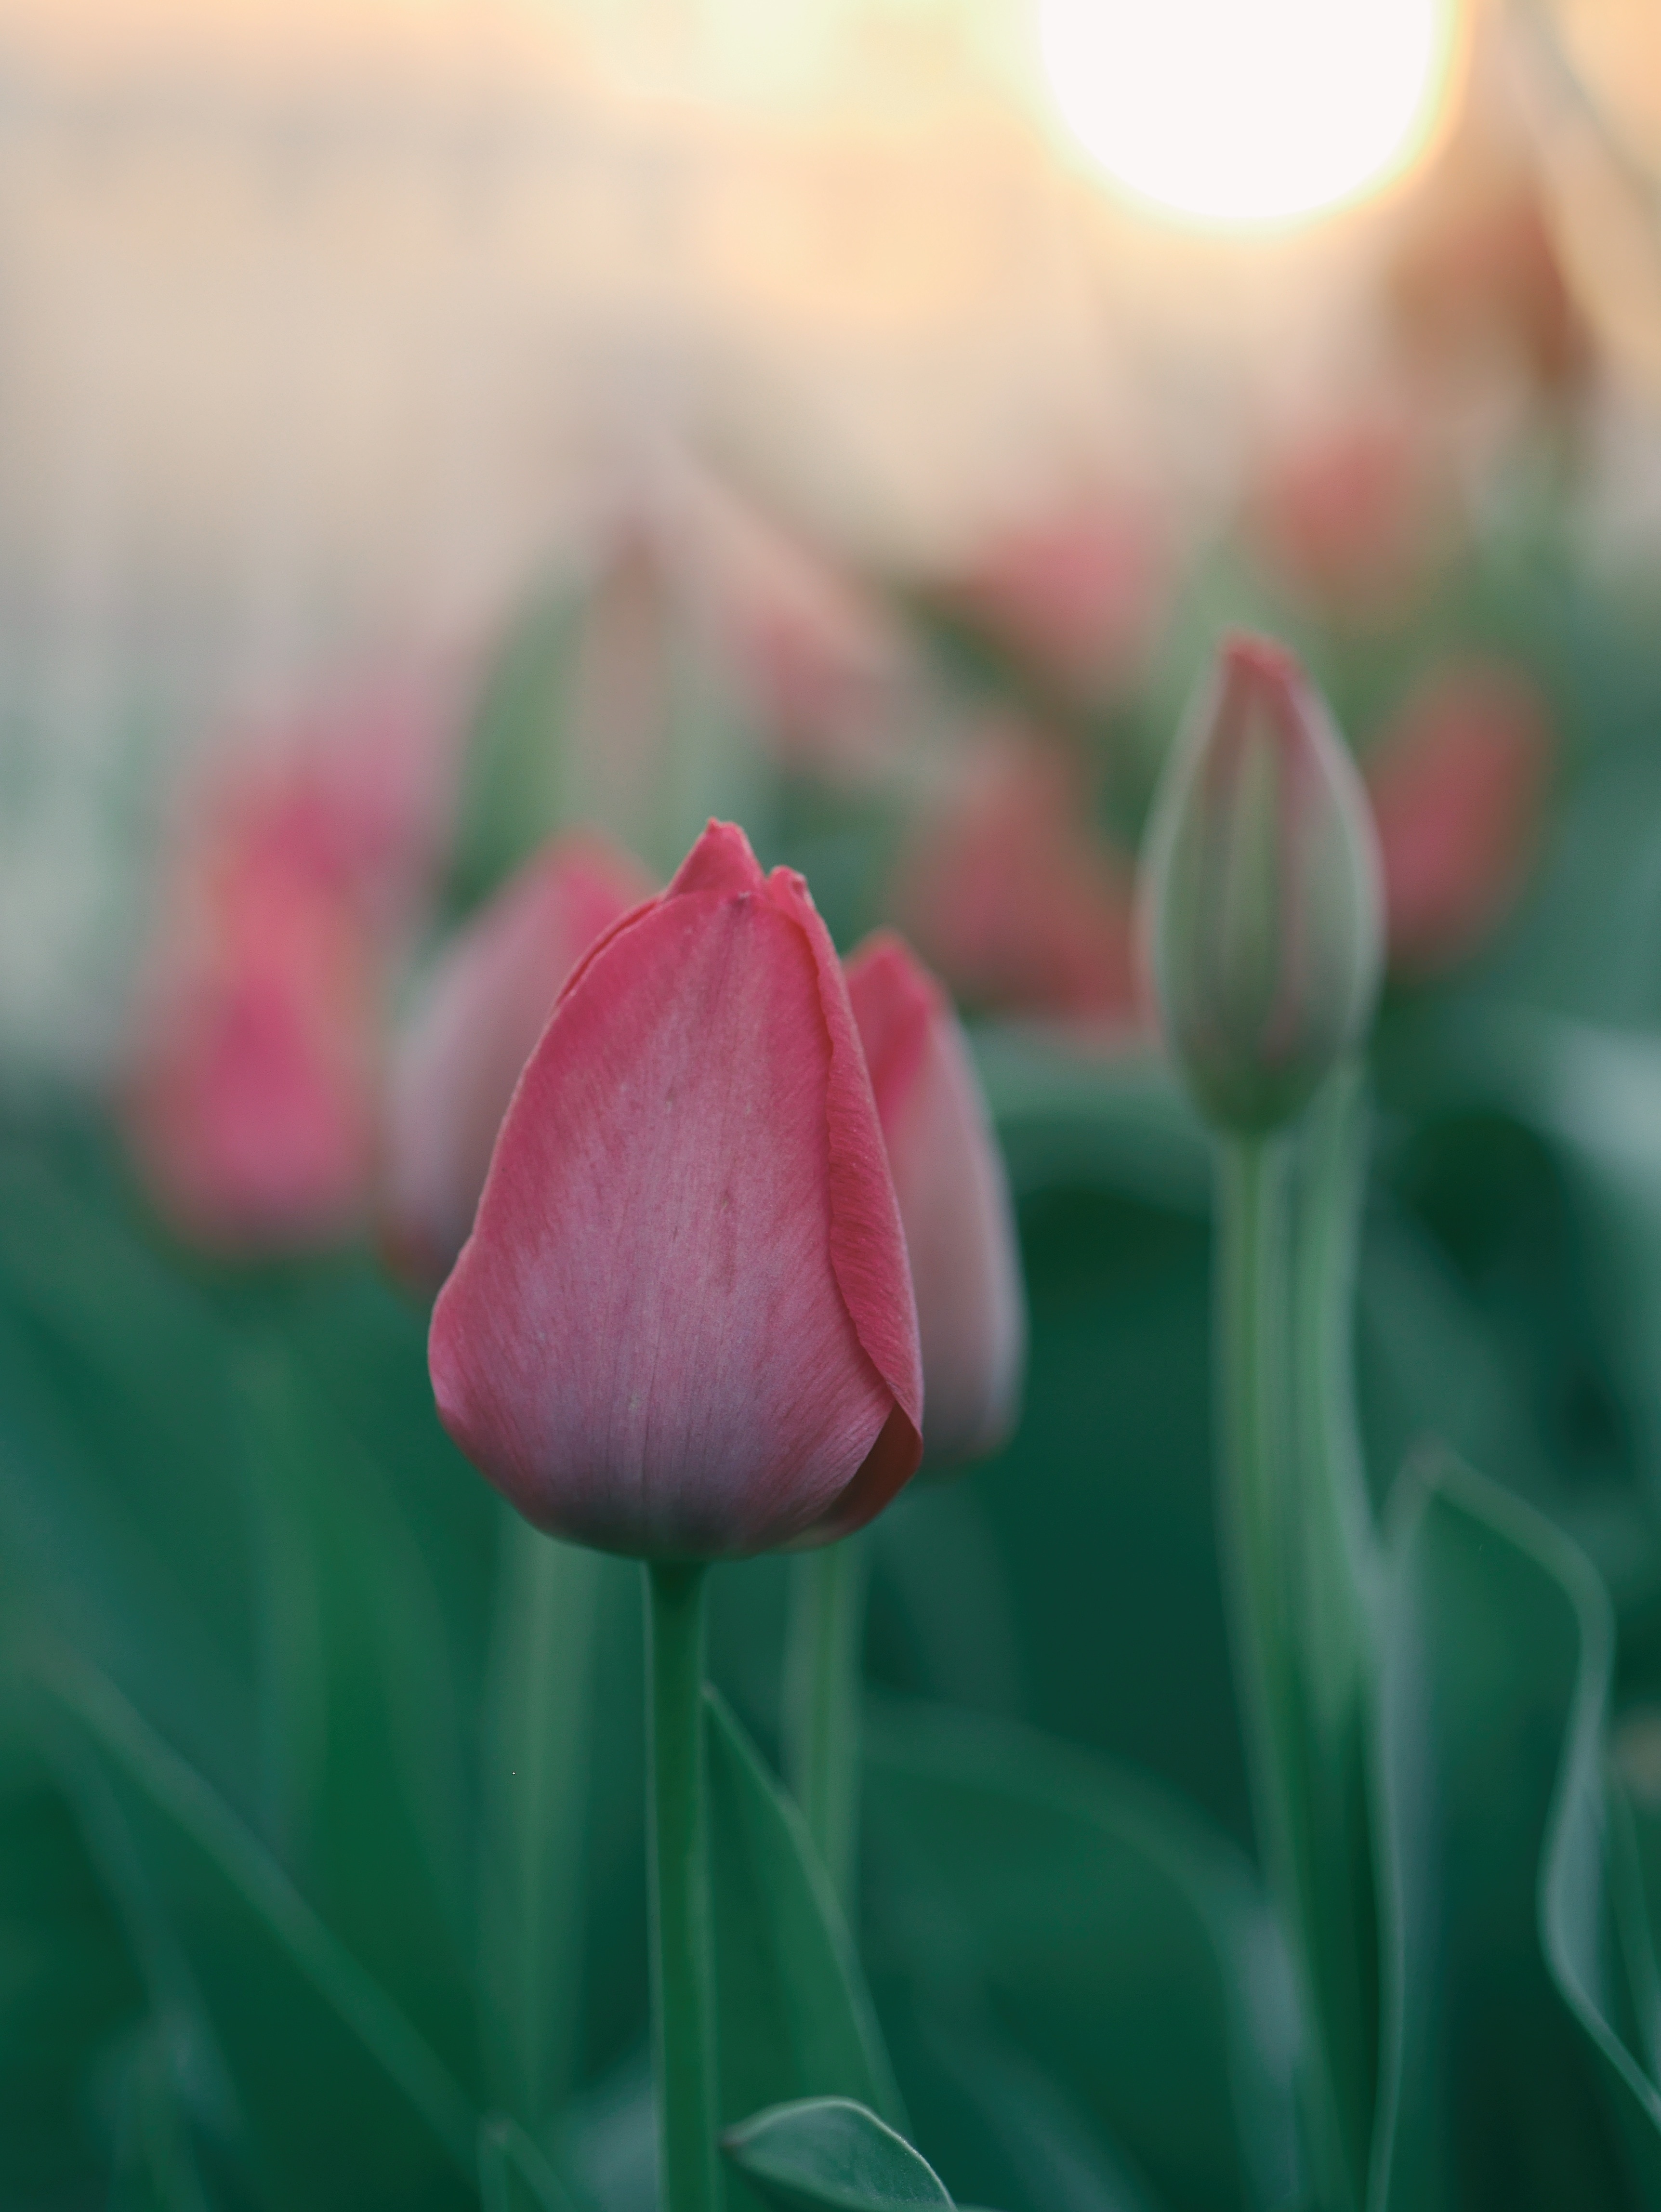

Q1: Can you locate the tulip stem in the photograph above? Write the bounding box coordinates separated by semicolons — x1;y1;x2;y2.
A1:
784;1535;869;1909
645;1561;720;2212
1216;1129;1359;2212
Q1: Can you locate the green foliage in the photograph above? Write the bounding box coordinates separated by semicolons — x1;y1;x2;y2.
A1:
36;1643;478;2211
14;549;1661;2206
1372;1454;1661;2209
863;1701;1294;2212
723;2098;954;2212
707;1689;902;2135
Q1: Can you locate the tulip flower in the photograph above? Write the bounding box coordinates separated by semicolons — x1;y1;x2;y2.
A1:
429;819;923;1559
936;496;1168;703
1246;408;1453;629
383;834;653;1286
894;733;1145;1031
1364;662;1552;977
844;932;1023;1468
122;672;454;1249
1140;632;1383;1133
126;861;381;1250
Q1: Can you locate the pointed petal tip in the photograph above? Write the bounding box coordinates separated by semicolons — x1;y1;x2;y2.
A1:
668;818;766;899
1219;629;1302;692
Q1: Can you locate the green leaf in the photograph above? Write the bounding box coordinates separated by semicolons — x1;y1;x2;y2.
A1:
706;1688;903;2131
878;1996;1165;2212
478;1519;605;2133
0;1146;264;1811
864;1700;1298;2212
105;2027;215;2212
970;1035;1210;1219
0;1719;145;2201
724;2097;953;2211
1372;1454;1661;2210
33;1643;477;2212
898;1114;1247;1843
478;2111;582;2212
234;1343;482;2096
446;576;589;914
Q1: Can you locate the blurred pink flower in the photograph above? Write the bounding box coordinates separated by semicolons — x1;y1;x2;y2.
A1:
198;674;454;934
124;673;455;1250
846;931;1024;1469
1365;661;1554;976
126;866;382;1250
673;468;911;777
893;736;1146;1030
936;497;1168;702
568;465;910;808
383;834;654;1288
1246;409;1453;626
429;820;923;1559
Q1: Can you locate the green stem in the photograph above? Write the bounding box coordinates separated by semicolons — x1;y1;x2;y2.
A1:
480;1514;600;2133
646;1562;720;2212
1285;1066;1381;2199
1216;1132;1355;2212
784;1535;868;1909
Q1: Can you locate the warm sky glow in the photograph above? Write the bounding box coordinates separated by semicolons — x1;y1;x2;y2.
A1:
1039;0;1461;227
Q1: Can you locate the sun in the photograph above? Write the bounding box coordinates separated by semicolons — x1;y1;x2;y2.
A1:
1039;0;1463;229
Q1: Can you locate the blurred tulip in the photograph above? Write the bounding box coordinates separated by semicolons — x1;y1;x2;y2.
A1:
935;496;1167;703
1140;633;1383;1133
430;820;923;1559
1246;408;1454;627
894;733;1144;1029
670;464;911;778
845;931;1024;1469
1365;662;1553;976
125;862;381;1249
201;674;454;934
383;834;653;1287
123;673;454;1249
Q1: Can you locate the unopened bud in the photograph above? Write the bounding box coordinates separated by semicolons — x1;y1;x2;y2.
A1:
1139;633;1383;1132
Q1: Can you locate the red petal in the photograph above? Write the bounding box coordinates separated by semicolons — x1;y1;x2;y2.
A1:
847;931;1024;1468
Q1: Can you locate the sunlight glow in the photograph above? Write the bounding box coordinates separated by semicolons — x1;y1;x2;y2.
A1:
1039;0;1462;228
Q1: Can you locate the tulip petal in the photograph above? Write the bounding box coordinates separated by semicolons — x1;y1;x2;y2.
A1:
384;836;652;1283
847;933;1024;1468
767;875;923;1471
430;824;922;1558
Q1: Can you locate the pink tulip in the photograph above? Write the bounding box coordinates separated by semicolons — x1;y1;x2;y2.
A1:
383;834;654;1287
123;672;453;1250
429;820;923;1559
893;733;1146;1030
1365;662;1553;976
1246;408;1452;627
125;863;381;1250
845;932;1024;1468
941;497;1168;702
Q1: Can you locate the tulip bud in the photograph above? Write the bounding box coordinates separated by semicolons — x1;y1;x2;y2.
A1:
1140;633;1383;1133
383;835;653;1287
429;821;923;1559
845;932;1025;1469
